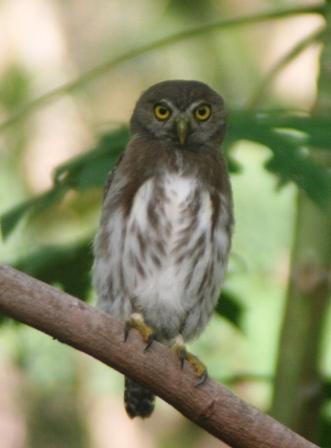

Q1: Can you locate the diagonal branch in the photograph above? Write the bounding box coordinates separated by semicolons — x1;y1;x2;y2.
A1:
0;265;318;448
248;25;327;109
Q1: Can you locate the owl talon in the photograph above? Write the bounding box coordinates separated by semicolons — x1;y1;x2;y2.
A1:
124;313;155;351
177;346;187;369
144;333;155;352
172;337;208;386
124;321;131;342
195;370;208;387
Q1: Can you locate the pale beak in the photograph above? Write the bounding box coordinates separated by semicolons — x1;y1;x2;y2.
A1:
176;117;189;145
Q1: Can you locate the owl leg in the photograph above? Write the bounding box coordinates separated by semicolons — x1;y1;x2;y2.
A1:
124;313;155;351
171;336;208;386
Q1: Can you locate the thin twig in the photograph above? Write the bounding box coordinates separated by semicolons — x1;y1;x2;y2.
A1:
248;25;327;108
0;265;319;448
0;4;325;133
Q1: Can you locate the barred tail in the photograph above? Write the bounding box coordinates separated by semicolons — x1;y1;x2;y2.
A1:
124;377;155;418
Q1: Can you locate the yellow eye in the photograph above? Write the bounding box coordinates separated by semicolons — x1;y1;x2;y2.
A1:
154;104;171;121
194;104;212;121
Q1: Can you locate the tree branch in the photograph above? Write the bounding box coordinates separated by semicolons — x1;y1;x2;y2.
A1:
0;265;318;448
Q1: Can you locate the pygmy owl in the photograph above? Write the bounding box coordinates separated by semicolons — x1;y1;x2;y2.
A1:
93;80;233;418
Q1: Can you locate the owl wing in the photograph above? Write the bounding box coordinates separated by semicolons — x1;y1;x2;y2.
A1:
103;152;125;201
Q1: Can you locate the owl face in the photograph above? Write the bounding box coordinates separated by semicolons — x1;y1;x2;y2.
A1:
130;80;227;149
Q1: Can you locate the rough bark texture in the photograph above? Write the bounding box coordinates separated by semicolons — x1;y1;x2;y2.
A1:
0;265;318;448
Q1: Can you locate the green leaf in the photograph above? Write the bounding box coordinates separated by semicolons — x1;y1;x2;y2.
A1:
264;133;331;206
2;111;331;239
227;110;331;206
0;238;93;325
14;238;93;299
325;380;331;399
320;411;331;448
54;128;128;190
257;112;331;150
0;128;128;239
1;187;65;240
214;289;244;330
0;65;31;111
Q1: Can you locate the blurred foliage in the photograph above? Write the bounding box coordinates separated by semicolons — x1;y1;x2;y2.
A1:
2;111;331;240
1;109;331;337
14;239;93;300
0;1;331;446
167;0;210;19
1;128;128;239
0;3;325;133
270;10;331;443
215;289;244;330
227;110;331;206
26;387;89;448
0;65;31;112
0;106;329;338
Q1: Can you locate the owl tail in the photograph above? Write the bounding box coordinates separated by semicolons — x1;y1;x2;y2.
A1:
124;377;155;418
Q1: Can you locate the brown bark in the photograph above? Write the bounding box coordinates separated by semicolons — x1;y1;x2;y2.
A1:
0;265;318;448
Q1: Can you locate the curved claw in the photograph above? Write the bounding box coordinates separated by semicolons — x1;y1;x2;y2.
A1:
124;313;155;352
144;333;155;352
171;337;208;386
173;344;187;369
195;370;208;387
124;321;131;342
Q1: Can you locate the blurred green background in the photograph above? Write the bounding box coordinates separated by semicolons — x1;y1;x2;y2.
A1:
0;1;330;447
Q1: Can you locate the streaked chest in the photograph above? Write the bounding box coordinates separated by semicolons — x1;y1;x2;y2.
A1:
94;171;232;338
125;174;212;267
121;173;230;304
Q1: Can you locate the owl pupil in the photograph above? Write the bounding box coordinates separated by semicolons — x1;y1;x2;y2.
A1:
154;104;171;121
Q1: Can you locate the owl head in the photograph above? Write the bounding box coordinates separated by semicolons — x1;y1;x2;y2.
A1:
130;80;227;149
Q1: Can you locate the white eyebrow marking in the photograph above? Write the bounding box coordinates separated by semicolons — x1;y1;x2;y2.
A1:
188;100;210;111
155;99;210;113
158;99;177;109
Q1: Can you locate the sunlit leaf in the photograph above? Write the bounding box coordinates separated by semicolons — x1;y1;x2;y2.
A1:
257;112;331;150
227;110;331;206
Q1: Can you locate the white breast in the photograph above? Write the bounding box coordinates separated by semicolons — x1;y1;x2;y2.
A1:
94;173;231;341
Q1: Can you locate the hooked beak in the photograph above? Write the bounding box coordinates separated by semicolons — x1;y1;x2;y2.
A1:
176;117;189;145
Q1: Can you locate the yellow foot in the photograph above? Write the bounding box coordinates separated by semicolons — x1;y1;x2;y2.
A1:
124;313;155;351
172;336;208;386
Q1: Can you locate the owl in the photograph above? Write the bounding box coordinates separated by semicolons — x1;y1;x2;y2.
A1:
93;80;233;418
